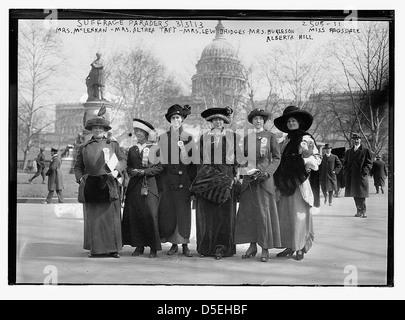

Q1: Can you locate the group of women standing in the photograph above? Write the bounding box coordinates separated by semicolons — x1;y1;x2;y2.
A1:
74;104;320;262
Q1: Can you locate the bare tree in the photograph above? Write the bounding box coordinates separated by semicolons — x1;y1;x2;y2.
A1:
325;21;390;154
18;20;64;170
107;45;184;138
257;41;326;136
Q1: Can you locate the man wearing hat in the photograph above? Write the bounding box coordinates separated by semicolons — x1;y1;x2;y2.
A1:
45;147;64;204
370;154;388;194
74;114;127;258
320;144;342;206
28;147;46;184
343;133;373;218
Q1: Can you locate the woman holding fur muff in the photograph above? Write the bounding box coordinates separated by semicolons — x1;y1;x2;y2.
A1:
74;115;127;258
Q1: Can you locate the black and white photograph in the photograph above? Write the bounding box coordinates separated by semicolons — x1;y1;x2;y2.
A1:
5;1;402;301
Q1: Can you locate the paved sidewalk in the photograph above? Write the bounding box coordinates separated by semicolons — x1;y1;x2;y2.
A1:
14;192;390;286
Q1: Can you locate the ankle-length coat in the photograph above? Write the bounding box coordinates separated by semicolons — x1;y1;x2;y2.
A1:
156;127;197;242
235;130;282;249
74;137;127;255
122;143;163;251
343;145;373;198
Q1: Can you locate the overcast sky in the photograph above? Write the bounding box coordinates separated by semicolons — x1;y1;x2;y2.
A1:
20;17;377;105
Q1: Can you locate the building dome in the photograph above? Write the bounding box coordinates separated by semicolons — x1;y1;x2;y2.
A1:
191;20;248;112
200;21;238;61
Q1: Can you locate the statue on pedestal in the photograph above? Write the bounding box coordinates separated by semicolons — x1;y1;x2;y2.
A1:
86;52;106;101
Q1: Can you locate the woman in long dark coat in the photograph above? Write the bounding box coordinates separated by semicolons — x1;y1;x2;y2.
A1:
273;106;321;261
74;116;127;258
157;104;196;257
235;109;282;262
195;107;238;260
320;144;342;206
122;119;163;258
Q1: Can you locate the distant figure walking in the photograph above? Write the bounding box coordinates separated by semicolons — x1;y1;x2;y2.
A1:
28;147;46;184
320;144;342;206
370;155;388;194
45;147;64;204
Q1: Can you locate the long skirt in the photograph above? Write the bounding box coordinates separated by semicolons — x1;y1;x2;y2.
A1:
122;183;162;251
235;181;281;249
277;188;314;253
83;201;122;254
159;188;192;244
196;192;237;257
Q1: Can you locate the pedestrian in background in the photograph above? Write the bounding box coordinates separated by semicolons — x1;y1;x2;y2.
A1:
122;119;163;259
343;133;373;218
157;104;196;258
28;147;46;184
334;150;346;197
74;114;127;258
273;106;321;261
235;109;281;262
320;144;342;206
45;147;64;204
370;154;388;194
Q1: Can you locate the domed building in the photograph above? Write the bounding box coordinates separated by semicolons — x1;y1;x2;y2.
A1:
191;21;249;124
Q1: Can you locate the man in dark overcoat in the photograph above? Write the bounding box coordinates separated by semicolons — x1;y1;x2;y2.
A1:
320;144;342;206
45;147;64;204
28;147;46;184
343;133;373;218
370;155;388;194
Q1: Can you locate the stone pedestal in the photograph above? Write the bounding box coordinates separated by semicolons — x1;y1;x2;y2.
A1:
81;100;116;143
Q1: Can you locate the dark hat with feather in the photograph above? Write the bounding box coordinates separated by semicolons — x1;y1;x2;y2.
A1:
201;107;233;124
165;104;191;122
84;105;112;131
248;108;271;123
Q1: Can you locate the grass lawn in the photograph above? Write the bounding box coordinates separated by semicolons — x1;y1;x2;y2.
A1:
16;172;79;198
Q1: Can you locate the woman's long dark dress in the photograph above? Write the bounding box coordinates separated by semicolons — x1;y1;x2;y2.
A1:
195;129;238;257
122;144;163;252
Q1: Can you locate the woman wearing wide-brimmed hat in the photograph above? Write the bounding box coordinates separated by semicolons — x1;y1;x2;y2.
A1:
121;119;163;258
193;107;239;260
74;114;127;258
157;104;197;257
273;106;321;261
234;109;282;262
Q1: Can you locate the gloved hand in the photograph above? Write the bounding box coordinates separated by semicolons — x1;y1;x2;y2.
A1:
250;171;269;181
132;169;145;177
